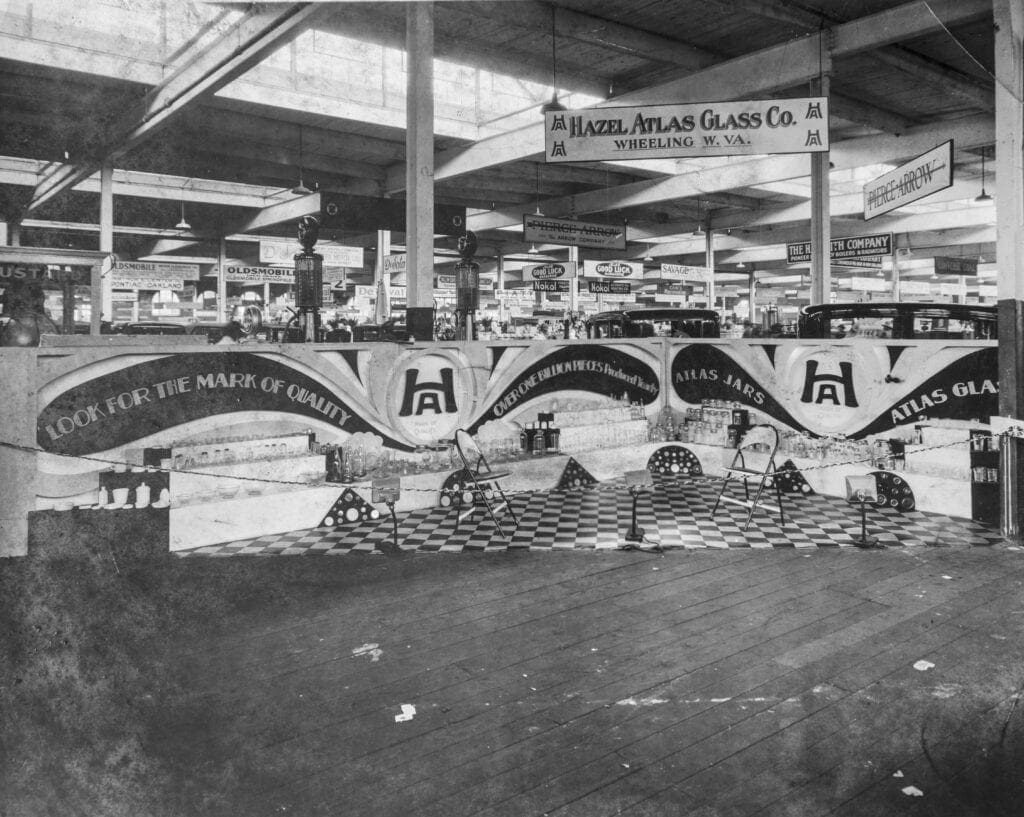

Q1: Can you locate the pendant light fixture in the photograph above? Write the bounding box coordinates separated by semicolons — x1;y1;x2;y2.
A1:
693;200;705;235
528;243;540;254
974;146;992;203
539;3;566;115
533;164;544;216
642;243;654;263
292;125;313;195
175;181;191;231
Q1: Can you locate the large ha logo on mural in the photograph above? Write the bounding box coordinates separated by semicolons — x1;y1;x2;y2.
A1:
388;350;473;445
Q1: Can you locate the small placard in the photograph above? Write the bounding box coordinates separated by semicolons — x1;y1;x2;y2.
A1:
372;476;402;504
845;475;877;503
624;469;654;488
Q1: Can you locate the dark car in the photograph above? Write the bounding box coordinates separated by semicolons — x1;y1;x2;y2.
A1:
351;318;409;342
118;321;189;336
585;308;721;339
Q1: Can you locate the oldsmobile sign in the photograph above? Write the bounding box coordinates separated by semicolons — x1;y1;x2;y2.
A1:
545;98;829;163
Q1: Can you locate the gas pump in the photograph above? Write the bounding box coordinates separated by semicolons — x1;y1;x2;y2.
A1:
454;230;479;341
293;215;323;342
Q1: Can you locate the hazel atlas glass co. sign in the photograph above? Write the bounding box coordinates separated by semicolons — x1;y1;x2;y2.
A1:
544;98;829;162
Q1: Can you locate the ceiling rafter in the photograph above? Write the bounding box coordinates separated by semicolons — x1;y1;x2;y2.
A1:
23;2;329;218
415;0;991;193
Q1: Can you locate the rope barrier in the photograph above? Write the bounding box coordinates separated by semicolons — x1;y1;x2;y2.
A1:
1;432;1014;499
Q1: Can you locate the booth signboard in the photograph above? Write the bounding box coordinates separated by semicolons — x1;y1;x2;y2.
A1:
113;276;185;291
864;140;952;220
833;257;883;269
850;277;889;292
581;260;643;280
384;254;407;274
933;256;979;276
522;261;577;281
659;263;711;283
219;265;297;283
523;215;626;251
588;280;631;294
112;260;200;278
787;234;893;264
899;280;932;296
533;280;570;292
435;274;456;290
544;98;828;163
259;240;363;269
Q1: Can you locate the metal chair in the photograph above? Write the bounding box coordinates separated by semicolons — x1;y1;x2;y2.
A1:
712;424;786;530
453;429;518;537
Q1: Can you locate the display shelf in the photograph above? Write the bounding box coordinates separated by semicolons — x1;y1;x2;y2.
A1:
168;453;325;507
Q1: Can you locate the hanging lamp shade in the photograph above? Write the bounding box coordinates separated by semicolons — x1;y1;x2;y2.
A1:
974;147;992;202
175;200;191;231
293;125;313;195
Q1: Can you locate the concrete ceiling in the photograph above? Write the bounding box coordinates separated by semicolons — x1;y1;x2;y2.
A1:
0;0;1002;297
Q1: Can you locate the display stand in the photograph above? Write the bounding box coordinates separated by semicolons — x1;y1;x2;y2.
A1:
620;469;660;551
845;475;883;549
372;477;402;554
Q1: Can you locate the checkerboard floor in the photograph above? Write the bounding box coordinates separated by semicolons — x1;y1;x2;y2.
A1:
175;474;1007;557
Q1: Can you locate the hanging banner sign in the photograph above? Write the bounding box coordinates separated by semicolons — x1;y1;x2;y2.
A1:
1;264;92;284
933;256;979;276
111;260;197;290
849;276;890;292
112;276;185;291
523;214;626;251
544;97;829;163
112;260;200;278
259;240;363;268
833;257;883;269
588;281;632;294
522;261;577;281
787;233;893;264
220;265;297;283
533;280;570;292
659;263;711;283
321;193;466;236
899;280;932;296
581;260;643;279
434;274;455;290
864;140;953;220
383;254;407;275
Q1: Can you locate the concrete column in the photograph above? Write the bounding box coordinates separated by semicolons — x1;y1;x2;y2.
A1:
218;238;228;322
98;162;114;328
0;350;36;556
405;2;435;342
568;245;579;314
809;42;832;305
748;269;757;325
704;230;715;309
994;0;1024;538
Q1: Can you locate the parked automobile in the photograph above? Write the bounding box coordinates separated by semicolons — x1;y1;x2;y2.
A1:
585;308;721;339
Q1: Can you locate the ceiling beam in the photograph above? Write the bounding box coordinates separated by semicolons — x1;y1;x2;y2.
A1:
467;114;993;231
417;0;992;190
24;3;328;217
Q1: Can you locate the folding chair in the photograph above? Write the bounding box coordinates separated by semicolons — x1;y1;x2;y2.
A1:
711;424;786;530
453;429;519;537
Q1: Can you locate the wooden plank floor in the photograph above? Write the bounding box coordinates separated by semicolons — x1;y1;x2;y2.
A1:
6;535;1024;816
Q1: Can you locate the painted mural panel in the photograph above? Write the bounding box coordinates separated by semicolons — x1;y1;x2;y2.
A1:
668;340;998;438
